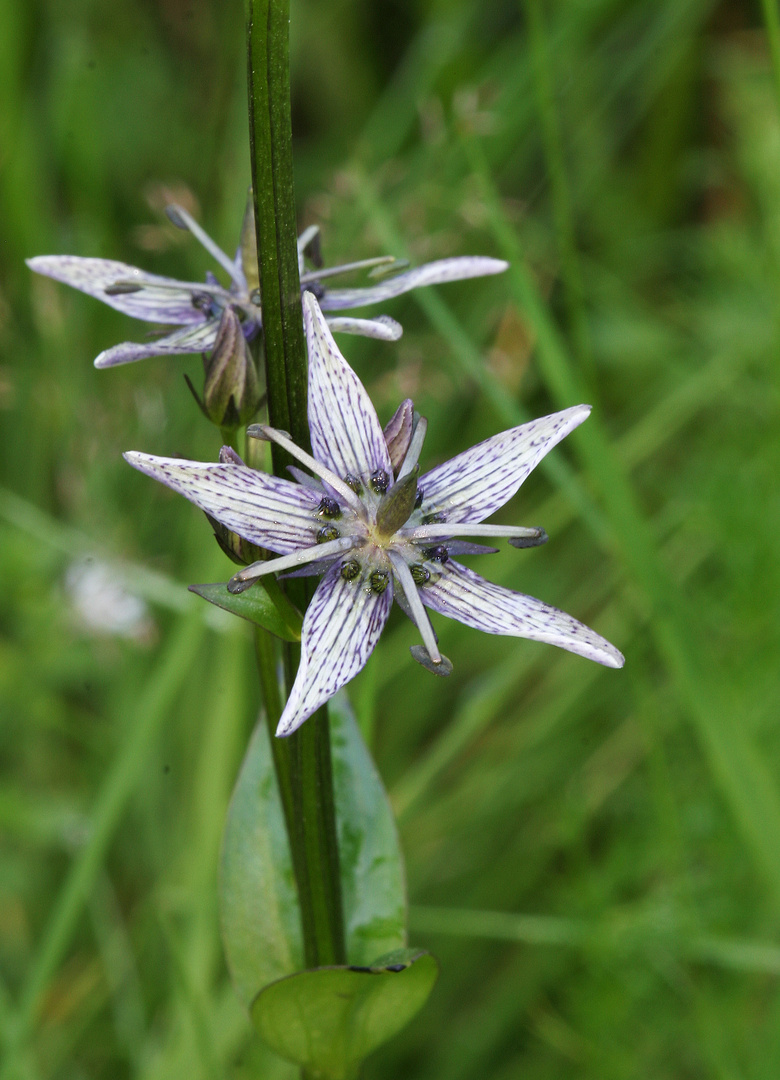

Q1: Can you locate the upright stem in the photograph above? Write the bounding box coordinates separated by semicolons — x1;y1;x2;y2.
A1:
245;0;346;969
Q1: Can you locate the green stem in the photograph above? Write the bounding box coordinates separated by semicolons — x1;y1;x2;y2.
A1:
245;0;345;971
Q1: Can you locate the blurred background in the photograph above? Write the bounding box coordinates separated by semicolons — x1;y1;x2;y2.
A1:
2;0;780;1076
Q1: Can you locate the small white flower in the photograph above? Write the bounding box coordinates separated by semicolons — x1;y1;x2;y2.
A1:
27;204;507;368
125;294;623;736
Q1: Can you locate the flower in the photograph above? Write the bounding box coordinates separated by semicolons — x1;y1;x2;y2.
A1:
125;293;623;734
26;202;508;368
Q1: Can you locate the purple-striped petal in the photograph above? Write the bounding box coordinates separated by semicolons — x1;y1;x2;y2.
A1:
95;321;220;368
325;315;402;341
276;563;393;736
303;293;392;482
27;256;208;325
420;561;624;668
318;256;509;310
418;406;590;524
123;453;321;553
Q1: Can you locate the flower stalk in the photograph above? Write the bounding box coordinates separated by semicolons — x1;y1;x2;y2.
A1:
245;0;346;969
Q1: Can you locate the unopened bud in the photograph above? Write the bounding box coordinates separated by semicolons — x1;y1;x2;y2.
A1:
201;306;261;430
239;192;260;298
383;399;414;475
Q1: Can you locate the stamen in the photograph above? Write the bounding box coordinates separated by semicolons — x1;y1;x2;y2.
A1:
247;425;367;518
105;278;234;303
228;536;358;592
317;497;341;519
402;523;548;544
410;645;453;677
397;416;428;481
340;559;361;581
370;469;389;495
165;204;246;289
300;255;397;284
389;551;441;664
424;545;449;564
369;570;390;594
410;564;430;586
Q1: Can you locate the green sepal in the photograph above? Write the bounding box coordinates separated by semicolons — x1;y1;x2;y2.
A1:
189;579;302;641
250;949;439;1079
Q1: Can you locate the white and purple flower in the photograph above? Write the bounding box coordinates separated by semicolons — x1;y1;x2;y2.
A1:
125;293;623;736
26;204;507;369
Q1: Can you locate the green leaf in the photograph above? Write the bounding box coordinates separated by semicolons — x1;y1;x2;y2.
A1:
220;692;408;1005
220;721;304;1005
251;949;439;1080
189;580;302;641
329;693;407;965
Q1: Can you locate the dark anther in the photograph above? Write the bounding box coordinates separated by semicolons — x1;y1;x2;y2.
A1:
384;964;406;973
317;525;340;544
317;496;341;519
344;473;363;495
410;564;431;586
370;469;389;494
414;488;424;509
104;282;143;295
190;293;212;312
424;545;449;564
307;281;326;300
369;570;390;594
422;511;445;525
340;559;361;581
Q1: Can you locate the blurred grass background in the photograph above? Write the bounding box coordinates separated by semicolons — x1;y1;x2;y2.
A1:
2;0;780;1076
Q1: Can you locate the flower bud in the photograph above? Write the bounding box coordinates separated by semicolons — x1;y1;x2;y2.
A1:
200;305;261;430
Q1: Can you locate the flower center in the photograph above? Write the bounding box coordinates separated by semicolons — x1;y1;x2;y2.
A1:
373;467;419;542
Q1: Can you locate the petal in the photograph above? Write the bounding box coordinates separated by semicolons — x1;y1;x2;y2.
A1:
420;561;624;668
303;293;392;482
318;256;509;309
95;321;220;368
123;453;321;553
325;315;402;341
27;256;209;325
418;405;590;524
276;563;393;735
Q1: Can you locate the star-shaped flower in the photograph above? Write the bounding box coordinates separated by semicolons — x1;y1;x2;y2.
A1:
26;203;508;368
125;294;623;735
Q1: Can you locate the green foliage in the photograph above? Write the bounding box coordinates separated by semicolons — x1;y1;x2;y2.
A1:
221;694;407;1011
251;950;438;1079
4;0;780;1078
189;580;303;641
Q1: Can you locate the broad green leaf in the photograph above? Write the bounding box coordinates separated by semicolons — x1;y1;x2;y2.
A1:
189;580;302;641
251;949;439;1080
220;692;408;1005
329;694;407;963
220;720;303;1005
